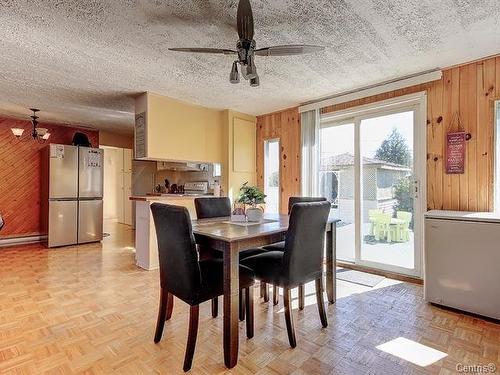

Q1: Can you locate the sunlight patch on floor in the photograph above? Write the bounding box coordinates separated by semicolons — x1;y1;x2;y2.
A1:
376;337;447;367
336;274;402;299
275;273;404;313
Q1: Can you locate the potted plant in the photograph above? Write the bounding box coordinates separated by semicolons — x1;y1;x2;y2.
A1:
236;182;266;222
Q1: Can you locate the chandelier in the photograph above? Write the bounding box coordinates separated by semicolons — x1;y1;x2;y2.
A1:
11;108;51;140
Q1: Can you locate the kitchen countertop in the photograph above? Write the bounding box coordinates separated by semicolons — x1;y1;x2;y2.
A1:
129;194;217;201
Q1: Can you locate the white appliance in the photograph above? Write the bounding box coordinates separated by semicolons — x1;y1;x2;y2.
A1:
425;210;500;320
41;144;104;247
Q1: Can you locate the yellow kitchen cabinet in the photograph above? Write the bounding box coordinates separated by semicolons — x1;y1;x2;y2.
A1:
134;92;223;163
134;93;257;203
222;110;257;201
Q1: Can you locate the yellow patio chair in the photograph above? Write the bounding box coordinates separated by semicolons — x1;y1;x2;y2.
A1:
368;209;383;235
373;213;394;243
396;211;412;242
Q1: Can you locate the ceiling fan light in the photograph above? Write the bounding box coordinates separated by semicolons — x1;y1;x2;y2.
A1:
11;128;24;137
246;56;257;79
42;132;51;140
36;128;48;137
250;75;260;87
229;61;240;84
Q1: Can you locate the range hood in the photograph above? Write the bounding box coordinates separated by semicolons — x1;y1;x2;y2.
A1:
157;161;209;172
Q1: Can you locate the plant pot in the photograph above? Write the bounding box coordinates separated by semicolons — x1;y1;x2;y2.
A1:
246;207;263;222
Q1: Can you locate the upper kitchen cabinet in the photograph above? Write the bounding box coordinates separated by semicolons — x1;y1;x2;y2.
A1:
134;92;223;163
222;110;257;200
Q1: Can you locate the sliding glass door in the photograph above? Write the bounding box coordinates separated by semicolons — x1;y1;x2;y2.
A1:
319;95;425;277
359;111;416;270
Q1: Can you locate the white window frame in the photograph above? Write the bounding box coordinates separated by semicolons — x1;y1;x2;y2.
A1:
319;92;427;278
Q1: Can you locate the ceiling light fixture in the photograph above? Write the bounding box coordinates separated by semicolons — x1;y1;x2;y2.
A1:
229;61;240;84
246;55;257;80
250;75;260;87
11;108;51;141
11;128;24;138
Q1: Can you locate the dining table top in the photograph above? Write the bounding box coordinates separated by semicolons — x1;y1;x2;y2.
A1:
192;213;340;242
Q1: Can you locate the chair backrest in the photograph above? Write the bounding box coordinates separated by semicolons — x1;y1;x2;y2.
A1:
368;209;383;219
194;197;231;219
288;196;328;215
283;201;331;286
150;203;201;300
397;211;412;223
376;213;392;225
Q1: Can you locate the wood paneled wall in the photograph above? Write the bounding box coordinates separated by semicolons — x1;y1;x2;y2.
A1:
256;55;500;213
0;117;99;238
256;108;301;214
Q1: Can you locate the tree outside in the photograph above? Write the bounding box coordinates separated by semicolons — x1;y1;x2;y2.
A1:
375;128;413;223
375;128;411;167
268;171;279;187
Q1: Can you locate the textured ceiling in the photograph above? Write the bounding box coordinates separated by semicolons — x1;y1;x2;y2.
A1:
0;0;499;134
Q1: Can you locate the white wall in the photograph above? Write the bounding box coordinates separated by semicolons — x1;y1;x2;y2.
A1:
102;146;132;225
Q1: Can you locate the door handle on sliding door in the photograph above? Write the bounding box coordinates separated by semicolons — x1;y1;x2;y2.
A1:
413;180;420;199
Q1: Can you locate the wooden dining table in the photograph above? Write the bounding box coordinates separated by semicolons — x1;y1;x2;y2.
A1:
192;213;340;369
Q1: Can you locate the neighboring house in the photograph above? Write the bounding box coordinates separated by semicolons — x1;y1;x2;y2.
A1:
320;153;411;223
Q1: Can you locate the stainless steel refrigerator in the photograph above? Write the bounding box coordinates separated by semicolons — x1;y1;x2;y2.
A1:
41;144;104;247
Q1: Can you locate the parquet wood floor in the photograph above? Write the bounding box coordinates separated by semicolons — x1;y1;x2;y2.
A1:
0;223;499;374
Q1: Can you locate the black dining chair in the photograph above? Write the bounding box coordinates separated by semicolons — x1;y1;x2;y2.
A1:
151;203;255;372
194;197;232;219
262;197;328;306
241;201;331;348
194;197;268;321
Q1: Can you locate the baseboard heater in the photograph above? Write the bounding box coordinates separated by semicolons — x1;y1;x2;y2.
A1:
0;235;47;247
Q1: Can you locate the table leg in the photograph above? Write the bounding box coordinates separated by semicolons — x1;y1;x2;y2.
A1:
325;222;337;304
223;242;239;368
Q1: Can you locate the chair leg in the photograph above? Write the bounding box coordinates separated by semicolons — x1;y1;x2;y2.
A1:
283;288;297;348
211;297;218;318
245;287;254;339
263;282;269;302
298;284;305;310
273;285;279;305
239;292;245;321
315;278;328;328
166;292;173;321
154;288;169;343
183;305;199;372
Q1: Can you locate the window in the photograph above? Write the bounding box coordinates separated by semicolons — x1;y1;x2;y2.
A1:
264;139;280;213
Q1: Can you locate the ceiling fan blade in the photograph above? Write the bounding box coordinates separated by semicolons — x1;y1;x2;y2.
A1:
169;48;237;55
237;0;254;40
255;45;325;56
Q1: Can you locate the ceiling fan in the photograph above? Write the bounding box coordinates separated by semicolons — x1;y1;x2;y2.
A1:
169;0;325;87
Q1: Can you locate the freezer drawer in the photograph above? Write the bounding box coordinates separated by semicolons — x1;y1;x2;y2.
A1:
79;147;104;198
48;200;78;247
425;218;500;320
78;200;103;244
49;144;79;199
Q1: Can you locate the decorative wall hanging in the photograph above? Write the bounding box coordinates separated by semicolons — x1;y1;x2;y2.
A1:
446;131;466;174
